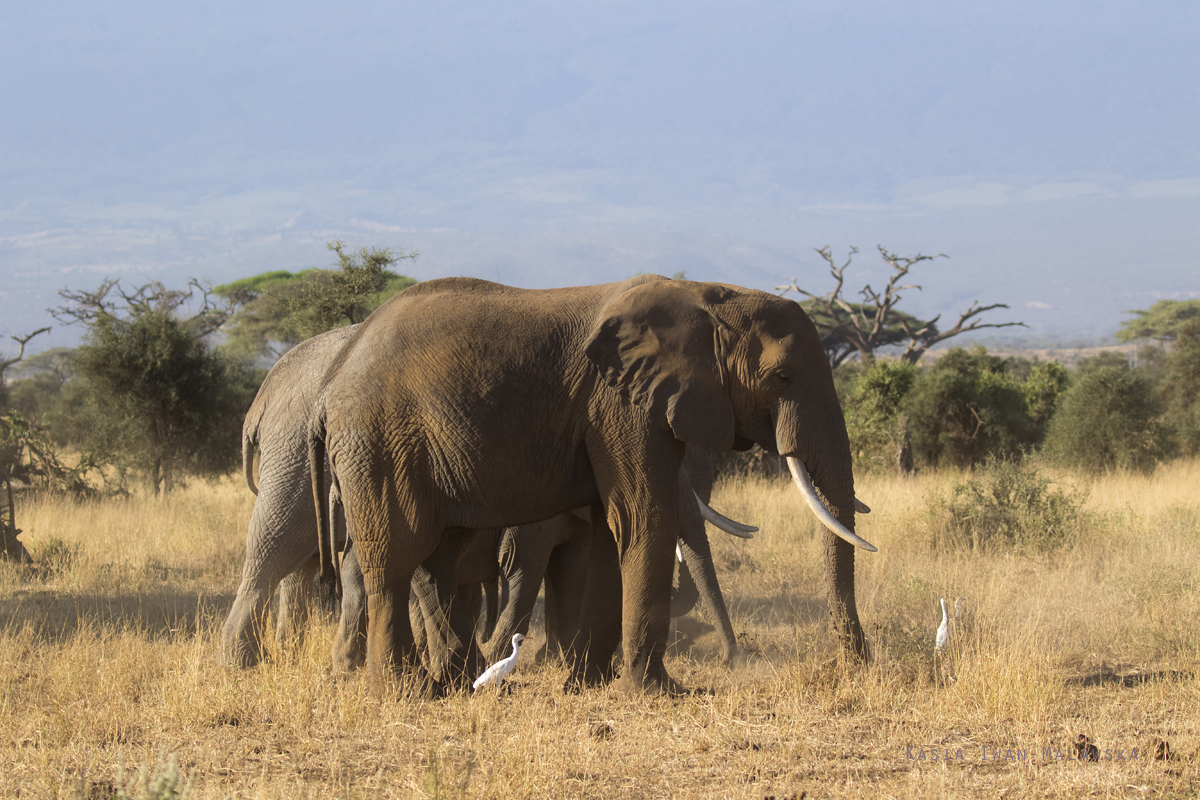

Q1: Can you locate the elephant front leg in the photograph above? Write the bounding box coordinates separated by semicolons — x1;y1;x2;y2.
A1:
565;511;621;691
615;525;681;696
411;529;483;694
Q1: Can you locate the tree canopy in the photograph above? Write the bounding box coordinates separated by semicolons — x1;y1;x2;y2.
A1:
54;280;256;495
1044;364;1175;473
903;347;1035;469
215;241;418;359
1115;299;1200;343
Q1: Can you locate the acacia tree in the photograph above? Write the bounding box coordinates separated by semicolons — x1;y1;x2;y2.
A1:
53;280;255;495
1115;299;1200;344
778;245;1026;367
215;241;418;360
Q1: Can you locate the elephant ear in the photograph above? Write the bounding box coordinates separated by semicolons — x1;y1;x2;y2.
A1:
585;280;736;452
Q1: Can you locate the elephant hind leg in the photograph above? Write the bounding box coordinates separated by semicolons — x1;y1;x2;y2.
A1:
276;557;318;647
332;538;368;673
222;548;312;668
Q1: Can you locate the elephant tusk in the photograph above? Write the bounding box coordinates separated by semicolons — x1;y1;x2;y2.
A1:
676;542;684;563
786;457;878;552
693;490;757;539
855;498;871;514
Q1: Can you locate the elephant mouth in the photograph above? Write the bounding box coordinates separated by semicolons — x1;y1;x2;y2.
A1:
786;457;878;552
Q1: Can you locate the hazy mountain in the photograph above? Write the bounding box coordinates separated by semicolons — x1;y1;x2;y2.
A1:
3;1;1198;353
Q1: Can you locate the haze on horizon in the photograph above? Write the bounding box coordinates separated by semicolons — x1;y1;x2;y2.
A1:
3;1;1198;354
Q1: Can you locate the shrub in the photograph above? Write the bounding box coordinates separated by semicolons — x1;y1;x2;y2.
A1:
73;308;256;494
931;456;1087;552
1021;360;1070;439
1160;327;1200;456
904;347;1034;468
1044;364;1174;473
843;358;919;472
113;752;194;800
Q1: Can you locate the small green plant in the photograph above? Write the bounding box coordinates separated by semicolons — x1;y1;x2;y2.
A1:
930;456;1088;552
112;753;194;800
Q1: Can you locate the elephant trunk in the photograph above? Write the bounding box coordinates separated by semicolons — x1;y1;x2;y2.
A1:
677;448;738;664
776;408;870;662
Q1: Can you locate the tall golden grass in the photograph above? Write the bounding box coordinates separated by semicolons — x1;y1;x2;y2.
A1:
2;464;1197;798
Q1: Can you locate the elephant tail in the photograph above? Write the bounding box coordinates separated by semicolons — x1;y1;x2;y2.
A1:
309;407;341;602
242;429;258;496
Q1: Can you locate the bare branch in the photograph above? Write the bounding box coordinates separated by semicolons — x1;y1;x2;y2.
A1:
182;279;235;337
900;303;1028;363
777;244;1022;367
50;279;232;338
1;328;52;376
51;278;121;324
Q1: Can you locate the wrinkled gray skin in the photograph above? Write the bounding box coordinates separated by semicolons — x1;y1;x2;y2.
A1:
309;276;866;695
423;448;738;671
319;460;737;674
220;326;359;667
222;324;737;673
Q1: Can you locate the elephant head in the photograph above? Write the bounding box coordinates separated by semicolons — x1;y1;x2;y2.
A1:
585;279;874;660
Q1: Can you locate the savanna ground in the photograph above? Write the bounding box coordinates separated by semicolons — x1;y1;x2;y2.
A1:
2;462;1198;799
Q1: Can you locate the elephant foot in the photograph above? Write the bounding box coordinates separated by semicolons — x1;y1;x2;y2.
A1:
331;642;365;674
365;663;441;700
331;623;367;673
533;643;565;666
617;661;687;697
220;637;263;669
562;653;619;693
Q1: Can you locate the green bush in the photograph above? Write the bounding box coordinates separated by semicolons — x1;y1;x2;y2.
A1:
1160;327;1200;456
931;456;1087;552
904;347;1034;468
1044;364;1174;473
74;308;257;494
842;358;919;472
1021;360;1070;439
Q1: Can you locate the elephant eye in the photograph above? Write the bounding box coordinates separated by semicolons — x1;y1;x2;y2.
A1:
774;370;793;388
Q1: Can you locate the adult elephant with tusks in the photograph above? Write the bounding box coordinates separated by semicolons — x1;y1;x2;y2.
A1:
309;275;876;695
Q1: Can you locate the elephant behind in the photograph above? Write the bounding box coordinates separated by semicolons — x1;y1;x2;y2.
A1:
221;325;358;667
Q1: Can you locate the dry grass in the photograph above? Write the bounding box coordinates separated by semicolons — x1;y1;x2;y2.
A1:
2;465;1198;798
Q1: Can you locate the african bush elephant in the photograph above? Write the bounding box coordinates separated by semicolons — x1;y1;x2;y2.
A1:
222;323;744;673
221;325;358;667
309;275;875;695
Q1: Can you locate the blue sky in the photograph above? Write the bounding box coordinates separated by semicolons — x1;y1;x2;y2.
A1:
3;1;1198;352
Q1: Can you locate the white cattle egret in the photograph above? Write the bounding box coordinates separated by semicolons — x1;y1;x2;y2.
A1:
935;598;950;652
473;633;525;692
